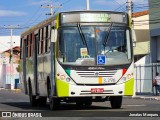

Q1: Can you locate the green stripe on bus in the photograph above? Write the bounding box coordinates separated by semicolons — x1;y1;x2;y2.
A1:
56;14;59;29
124;78;134;95
56;79;69;97
65;69;71;76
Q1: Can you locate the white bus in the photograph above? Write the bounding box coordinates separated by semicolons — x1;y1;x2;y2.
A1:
20;11;134;110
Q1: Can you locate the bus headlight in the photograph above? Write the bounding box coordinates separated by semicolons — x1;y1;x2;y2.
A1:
121;77;126;82
127;74;131;80
60;75;66;80
66;77;71;82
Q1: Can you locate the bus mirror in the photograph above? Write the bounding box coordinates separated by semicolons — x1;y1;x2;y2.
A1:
51;29;57;42
132;29;136;47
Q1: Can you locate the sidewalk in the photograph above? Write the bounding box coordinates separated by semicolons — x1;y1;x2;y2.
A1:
0;88;21;92
131;95;160;101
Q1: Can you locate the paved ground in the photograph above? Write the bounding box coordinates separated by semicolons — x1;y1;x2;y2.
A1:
0;88;160;119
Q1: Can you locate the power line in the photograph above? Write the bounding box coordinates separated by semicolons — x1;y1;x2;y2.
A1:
54;0;73;13
114;2;127;12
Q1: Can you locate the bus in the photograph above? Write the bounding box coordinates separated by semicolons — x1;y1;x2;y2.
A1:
20;11;134;110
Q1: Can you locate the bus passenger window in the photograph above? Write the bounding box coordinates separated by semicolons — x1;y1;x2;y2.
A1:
26;36;29;57
45;26;48;52
20;38;23;59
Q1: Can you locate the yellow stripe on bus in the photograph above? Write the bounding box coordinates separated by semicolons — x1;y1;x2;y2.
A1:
98;77;102;84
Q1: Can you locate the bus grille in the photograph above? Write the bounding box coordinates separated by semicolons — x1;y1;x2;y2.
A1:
76;71;116;77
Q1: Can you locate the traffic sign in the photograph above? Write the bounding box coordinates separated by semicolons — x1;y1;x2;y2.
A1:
97;55;106;65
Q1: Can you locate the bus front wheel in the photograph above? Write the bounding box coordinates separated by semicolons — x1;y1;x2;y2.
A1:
110;96;122;109
49;97;60;110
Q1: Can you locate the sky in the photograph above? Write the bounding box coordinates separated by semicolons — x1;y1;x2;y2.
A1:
0;0;148;36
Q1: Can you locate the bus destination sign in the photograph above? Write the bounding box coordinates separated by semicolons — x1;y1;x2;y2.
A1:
61;12;127;24
80;13;110;22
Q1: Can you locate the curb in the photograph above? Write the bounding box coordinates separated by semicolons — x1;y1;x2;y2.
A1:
131;96;160;101
11;89;21;92
0;88;21;92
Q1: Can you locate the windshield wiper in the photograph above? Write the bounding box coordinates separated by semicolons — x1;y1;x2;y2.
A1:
103;23;113;46
77;24;89;55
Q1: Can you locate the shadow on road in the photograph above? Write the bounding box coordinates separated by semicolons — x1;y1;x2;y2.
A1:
1;102;118;111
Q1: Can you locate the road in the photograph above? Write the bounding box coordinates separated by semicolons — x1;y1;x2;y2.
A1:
0;89;160;119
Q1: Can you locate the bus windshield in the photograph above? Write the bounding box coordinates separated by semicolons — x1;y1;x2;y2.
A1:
58;24;132;66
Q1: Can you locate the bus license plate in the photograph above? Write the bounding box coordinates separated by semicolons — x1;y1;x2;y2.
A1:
91;88;104;93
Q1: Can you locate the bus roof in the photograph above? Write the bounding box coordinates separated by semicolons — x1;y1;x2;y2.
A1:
21;14;57;37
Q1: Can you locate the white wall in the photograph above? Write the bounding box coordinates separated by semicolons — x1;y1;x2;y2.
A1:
133;15;149;30
0;36;20;53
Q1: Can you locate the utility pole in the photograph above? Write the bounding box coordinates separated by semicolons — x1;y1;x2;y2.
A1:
127;0;132;17
127;0;136;97
3;25;20;89
41;1;62;16
86;0;90;10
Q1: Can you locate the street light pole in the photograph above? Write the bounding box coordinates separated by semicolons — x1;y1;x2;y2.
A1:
10;26;14;89
86;0;90;10
3;25;20;89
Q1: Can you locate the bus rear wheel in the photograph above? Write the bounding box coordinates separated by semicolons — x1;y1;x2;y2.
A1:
28;83;37;106
110;96;122;109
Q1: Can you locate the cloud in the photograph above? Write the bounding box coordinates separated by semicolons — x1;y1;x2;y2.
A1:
94;0;111;5
0;10;27;17
94;0;148;5
29;0;48;6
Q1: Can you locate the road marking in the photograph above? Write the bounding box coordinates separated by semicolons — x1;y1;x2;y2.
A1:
125;105;146;107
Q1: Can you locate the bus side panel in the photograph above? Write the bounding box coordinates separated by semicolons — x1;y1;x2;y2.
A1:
38;53;51;96
124;78;134;95
26;57;35;94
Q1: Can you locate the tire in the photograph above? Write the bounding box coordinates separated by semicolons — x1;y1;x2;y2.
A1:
110;96;122;109
84;101;92;106
28;83;37;106
49;97;60;110
76;102;84;109
48;83;60;110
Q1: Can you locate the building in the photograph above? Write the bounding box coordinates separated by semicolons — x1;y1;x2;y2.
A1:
0;36;20;53
0;36;20;89
132;10;150;63
132;11;153;94
0;46;20;89
149;0;160;63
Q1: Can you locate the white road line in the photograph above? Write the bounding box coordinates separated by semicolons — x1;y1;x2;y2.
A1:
125;105;146;107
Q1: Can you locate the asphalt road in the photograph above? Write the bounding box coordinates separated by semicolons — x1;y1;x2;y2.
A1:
0;89;160;119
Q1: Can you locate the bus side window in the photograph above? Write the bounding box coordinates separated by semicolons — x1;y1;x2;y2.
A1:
43;27;46;53
48;25;51;52
45;25;49;52
28;35;31;57
38;30;40;54
29;33;33;57
26;36;29;58
41;28;44;54
20;38;23;59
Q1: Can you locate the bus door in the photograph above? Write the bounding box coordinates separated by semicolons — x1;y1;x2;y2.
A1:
22;39;27;94
34;33;39;95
